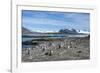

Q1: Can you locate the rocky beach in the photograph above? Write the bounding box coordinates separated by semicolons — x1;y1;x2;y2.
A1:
22;36;90;62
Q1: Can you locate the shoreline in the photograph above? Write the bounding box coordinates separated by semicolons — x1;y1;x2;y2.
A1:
22;36;90;62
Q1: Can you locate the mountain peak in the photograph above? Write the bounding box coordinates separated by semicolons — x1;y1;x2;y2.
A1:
22;27;34;34
59;28;77;34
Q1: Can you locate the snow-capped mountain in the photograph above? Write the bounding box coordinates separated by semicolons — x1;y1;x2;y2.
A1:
59;28;90;34
59;28;78;34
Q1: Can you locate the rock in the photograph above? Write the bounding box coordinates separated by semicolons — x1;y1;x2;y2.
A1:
44;50;53;56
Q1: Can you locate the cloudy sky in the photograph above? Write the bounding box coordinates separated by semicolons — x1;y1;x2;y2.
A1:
22;10;90;32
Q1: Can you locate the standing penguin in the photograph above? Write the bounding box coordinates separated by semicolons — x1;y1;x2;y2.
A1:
27;48;33;59
27;48;31;55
